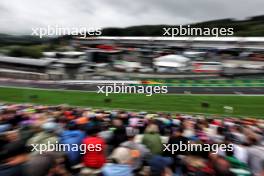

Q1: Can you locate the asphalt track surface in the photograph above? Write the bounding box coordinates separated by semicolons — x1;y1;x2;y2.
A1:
0;79;263;94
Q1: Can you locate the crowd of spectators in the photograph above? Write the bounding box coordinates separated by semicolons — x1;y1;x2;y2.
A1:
0;103;264;176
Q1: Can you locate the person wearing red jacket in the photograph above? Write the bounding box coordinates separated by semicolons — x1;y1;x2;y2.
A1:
82;125;106;169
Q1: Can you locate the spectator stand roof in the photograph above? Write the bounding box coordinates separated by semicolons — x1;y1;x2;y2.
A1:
0;56;55;67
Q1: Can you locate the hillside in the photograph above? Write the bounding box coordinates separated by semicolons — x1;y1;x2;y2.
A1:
102;15;264;36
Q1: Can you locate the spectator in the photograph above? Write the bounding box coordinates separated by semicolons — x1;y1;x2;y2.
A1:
259;161;264;176
0;139;30;176
247;139;264;175
213;156;236;176
59;121;85;167
165;127;188;173
149;155;173;176
0;103;264;176
120;127;151;172
27;121;59;154
102;147;134;176
142;124;163;155
109;119;128;149
25;153;56;176
81;125;106;169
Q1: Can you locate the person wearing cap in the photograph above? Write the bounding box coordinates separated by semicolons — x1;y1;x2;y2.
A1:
102;147;134;176
120;127;151;172
26;121;59;154
149;155;173;176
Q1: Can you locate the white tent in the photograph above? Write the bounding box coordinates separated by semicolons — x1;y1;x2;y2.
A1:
154;54;190;68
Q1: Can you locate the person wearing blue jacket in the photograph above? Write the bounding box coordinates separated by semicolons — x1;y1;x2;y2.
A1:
59;121;85;167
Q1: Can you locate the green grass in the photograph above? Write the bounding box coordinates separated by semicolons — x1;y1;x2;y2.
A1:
0;87;263;118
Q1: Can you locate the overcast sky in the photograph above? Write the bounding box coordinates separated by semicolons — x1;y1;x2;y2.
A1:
0;0;264;34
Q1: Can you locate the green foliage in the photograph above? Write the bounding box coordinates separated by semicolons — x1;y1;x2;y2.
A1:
8;45;44;58
0;34;48;46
